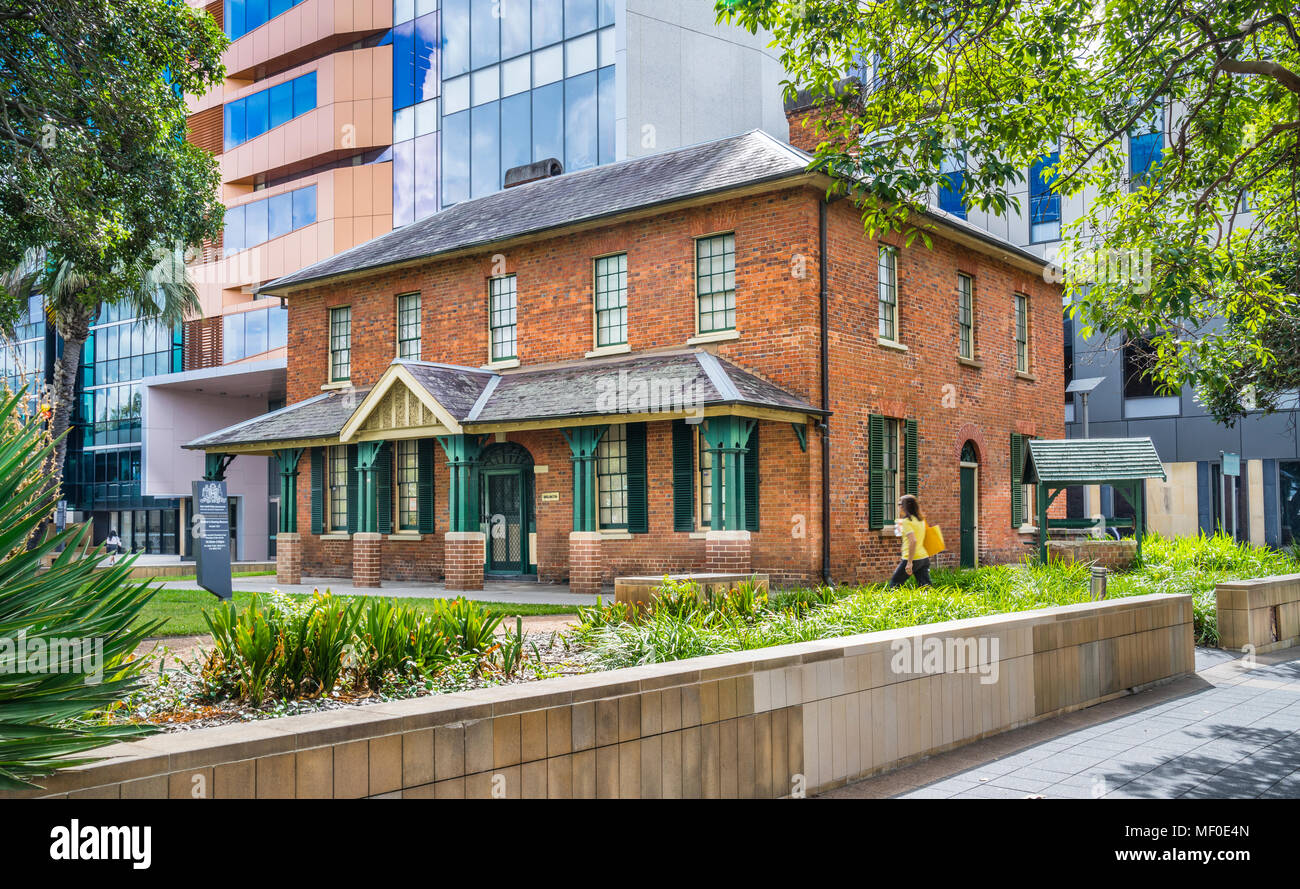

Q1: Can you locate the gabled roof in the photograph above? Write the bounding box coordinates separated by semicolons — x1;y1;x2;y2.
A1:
261;130;814;294
184;387;371;450
1023;438;1167;485
186;350;825;452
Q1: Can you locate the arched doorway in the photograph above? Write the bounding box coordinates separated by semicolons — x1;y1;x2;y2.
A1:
959;440;979;568
479;442;536;576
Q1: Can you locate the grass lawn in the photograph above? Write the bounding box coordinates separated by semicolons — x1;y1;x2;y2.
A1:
141;570;276;583
139;588;579;637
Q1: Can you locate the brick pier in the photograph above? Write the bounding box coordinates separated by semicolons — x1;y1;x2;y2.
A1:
445;531;486;591
568;531;603;596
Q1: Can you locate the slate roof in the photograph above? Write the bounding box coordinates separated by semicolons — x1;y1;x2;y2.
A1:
262;130;815;293
1023;438;1167;485
184;387;371;450
186;351;823;450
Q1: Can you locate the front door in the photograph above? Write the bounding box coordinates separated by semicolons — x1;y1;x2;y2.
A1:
483;469;528;574
959;463;978;569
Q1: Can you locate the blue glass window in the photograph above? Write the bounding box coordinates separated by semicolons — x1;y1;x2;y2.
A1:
565;0;597;38
443;0;471;78
471;0;500;70
564;71;597;173
224;71;317;150
1029;151;1060;242
598;64;615;165
501;92;532;172
532;81;563;163
292;185;317;229
502;0;531;59
415;132;440;219
393;140;415;227
225;0;308;41
224;185;317;252
415;14;439;103
267;192;292;240
224;205;245;252
442;110;471;206
394;19;416;110
533;0;563;48
938;170;965;217
472;102;501;197
244;199;269;246
598;0;614;27
1130;126;1163;190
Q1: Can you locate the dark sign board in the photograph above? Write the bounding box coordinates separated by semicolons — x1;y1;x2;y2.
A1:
192;480;232;600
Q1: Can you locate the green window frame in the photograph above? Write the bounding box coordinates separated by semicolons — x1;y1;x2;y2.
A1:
327;444;349;532
696;233;736;334
1015;292;1029;373
878;246;898;341
596;423;628;529
329;306;351;381
881;418;900;524
396;439;419;531
698;429;717;528
489;275;517;361
397;292;421;360
594;253;628;347
957;273;974;359
869;415;918;529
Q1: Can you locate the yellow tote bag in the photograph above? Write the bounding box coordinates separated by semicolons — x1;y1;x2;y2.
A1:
923;523;946;556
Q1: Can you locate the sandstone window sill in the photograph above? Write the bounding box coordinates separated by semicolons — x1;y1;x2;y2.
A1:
957;356;983;369
320;533;351;541
877;338;908;353
688;531;709;540
1018;524;1039;535
687;329;740;346
586;343;631;359
484;358;520;370
600;530;633;540
321;381;352;391
387;533;423;542
1016;371;1038;382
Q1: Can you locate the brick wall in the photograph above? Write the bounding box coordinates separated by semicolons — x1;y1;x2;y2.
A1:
282;181;1062;587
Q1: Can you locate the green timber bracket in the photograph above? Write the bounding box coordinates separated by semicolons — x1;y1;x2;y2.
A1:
273;448;304;533
437;434;487;533
701;416;755;530
792;423;807;453
204;453;236;481
562;425;608;532
354;441;385;534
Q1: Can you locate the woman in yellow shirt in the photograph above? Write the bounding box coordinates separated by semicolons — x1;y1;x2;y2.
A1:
889;494;932;588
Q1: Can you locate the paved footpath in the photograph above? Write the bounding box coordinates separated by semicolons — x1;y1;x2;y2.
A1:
157;575;604;607
820;646;1300;799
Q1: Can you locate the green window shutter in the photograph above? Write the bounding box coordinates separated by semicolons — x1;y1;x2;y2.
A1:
744;423;760;532
376;442;393;535
1010;433;1024;527
417;437;436;534
346;443;359;534
626;422;648;533
310;447;324;536
904;418;919;496
868;414;885;529
672;419;696;532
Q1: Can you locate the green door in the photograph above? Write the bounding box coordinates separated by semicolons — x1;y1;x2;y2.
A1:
960;465;977;568
483;469;528;574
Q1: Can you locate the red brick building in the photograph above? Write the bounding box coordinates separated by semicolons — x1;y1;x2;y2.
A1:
189;130;1063;591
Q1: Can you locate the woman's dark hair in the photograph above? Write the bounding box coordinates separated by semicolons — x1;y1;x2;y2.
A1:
898;494;923;521
109;529;117;536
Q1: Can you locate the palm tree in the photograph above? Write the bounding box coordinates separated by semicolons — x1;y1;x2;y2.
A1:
1;245;199;521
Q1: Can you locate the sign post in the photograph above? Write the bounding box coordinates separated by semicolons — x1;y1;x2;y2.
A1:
192;479;233;600
1221;452;1240;541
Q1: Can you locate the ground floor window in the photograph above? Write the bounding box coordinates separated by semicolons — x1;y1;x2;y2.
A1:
1281;462;1300;547
597;423;628;529
328;445;349;532
396;440;418;531
881;419;901;525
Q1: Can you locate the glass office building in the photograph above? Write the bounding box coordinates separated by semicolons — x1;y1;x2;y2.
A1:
391;0;617;226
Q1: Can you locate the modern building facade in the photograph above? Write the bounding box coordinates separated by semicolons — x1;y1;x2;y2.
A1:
188;131;1064;591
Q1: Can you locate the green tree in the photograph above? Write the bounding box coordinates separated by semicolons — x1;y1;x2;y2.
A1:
2;247;200;513
719;0;1300;421
0;0;226;288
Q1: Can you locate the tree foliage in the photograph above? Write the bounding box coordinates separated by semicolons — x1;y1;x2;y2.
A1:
719;0;1300;422
0;0;227;304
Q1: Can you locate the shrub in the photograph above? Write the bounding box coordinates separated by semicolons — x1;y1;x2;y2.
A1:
0;388;162;789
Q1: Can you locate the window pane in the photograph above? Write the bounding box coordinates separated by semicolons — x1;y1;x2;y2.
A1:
244;307;268;356
565;33;598;76
398;293;422;359
598;64;615;165
393;140;415;227
441;110;471;206
394;18;416;109
267;193;292;240
415;13;440;103
223;313;243;363
244;198;269;247
471;101;501;197
565;0;597;37
502;0;531;58
330;307;351;380
224;204;245;253
397;440;420;529
292;71;317;116
489;276;518;360
597;423;628;528
471;0;500;69
598;0;614;27
501;92;531;173
269;81;294;129
269;305;288;349
595;253;627;346
443;74;470;113
415;132;440;220
225;100;246;149
245;88;269;140
472;65;500;105
696;234;736;333
533;43;563;85
533;0;563;47
532;81;563;162
442;0;470;77
564;71;597;173
292;184;317;230
502;55;531;95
